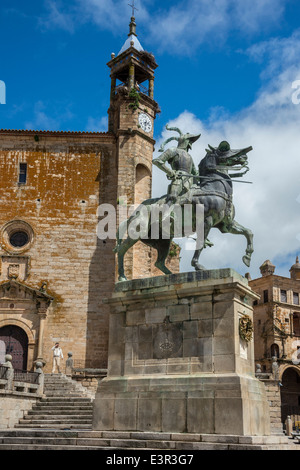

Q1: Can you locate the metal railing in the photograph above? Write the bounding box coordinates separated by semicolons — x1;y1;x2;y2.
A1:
115;82;149;96
13;370;39;384
0;366;7;379
0;356;44;395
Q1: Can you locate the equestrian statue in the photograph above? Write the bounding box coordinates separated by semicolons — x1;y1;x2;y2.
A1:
114;125;253;282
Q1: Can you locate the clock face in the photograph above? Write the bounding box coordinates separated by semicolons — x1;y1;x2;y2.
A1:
138;113;152;133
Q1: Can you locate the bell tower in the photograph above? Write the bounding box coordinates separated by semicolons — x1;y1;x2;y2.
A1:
107;10;160;280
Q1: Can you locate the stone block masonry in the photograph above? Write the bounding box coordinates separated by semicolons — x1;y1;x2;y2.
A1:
0;131;118;371
0;393;38;429
0;93;180;374
93;269;271;436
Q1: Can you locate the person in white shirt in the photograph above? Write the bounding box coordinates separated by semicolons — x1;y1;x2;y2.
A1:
51;343;64;373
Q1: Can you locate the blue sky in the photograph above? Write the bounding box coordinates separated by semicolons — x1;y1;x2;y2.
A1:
1;0;300;279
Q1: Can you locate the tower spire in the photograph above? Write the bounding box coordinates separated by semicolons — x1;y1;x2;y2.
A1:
128;0;138;18
128;1;138;37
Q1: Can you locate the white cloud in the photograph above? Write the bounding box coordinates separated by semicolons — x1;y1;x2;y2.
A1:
25;101;74;130
142;0;287;54
39;0;150;36
75;0;149;31
152;36;300;279
40;0;289;54
85;116;108;132
245;29;300;80
232;0;285;34
39;0;75;33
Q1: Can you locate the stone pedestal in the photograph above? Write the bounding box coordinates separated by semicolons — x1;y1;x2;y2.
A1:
93;269;271;436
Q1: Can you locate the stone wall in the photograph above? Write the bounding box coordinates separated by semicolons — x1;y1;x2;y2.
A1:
0;131;117;371
0;122;180;374
259;378;283;434
0;392;38;429
94;270;270;436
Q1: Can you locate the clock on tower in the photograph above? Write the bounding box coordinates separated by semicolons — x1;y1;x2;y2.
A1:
138;112;153;133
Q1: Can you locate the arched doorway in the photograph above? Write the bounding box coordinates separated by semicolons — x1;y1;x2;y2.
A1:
0;325;28;370
281;367;300;424
135;164;151;205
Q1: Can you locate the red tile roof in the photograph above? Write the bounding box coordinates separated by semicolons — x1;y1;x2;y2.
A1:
0;129;114;137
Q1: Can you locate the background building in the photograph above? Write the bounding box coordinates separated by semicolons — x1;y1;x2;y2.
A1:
250;257;300;424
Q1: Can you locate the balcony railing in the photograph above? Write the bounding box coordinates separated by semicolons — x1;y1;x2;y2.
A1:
0;356;44;396
14;369;39;384
0;366;7;380
115;82;149;96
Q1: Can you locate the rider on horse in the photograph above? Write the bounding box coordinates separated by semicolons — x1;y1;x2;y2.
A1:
153;125;201;202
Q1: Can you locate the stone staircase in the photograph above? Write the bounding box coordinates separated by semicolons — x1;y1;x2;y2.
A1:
0;429;299;451
16;373;94;430
0;374;300;450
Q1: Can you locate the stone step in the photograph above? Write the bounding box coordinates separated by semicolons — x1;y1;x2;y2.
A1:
43;381;82;386
31;408;93;415
16;423;93;430
12;373;94;432
32;403;93;408
40;397;92;403
24;413;93;420
19;418;92;425
44;391;87;395
0;430;298;451
44;374;73;380
28;409;93;416
42;385;75;390
42;374;94;399
0;444;124;451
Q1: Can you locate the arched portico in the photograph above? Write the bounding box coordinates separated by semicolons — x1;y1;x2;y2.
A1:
0;279;53;370
0;324;29;370
280;366;300;424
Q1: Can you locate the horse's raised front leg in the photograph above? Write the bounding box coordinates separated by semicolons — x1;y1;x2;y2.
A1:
218;219;254;267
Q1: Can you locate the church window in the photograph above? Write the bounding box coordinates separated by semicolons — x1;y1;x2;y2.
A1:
263;290;268;303
293;292;299;305
18;163;27;184
9;231;29;248
293;313;300;336
1;220;34;253
280;289;287;303
271;343;279;358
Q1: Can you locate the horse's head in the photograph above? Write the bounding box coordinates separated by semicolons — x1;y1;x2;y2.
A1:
199;141;252;174
213;141;252;169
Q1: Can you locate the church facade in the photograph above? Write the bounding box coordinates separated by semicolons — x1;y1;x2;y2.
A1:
0;16;178;372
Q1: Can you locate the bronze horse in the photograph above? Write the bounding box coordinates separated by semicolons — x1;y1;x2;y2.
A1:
114;141;253;282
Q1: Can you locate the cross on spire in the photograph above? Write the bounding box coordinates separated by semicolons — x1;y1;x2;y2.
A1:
128;0;138;17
